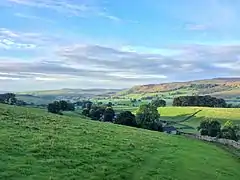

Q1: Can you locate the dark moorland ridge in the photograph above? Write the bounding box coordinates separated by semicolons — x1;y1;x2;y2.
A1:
118;77;240;98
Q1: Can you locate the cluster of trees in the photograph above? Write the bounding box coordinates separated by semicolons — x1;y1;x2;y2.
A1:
173;95;227;107
81;101;116;122
151;98;166;107
47;100;75;114
81;99;164;132
198;120;240;141
0;93;27;106
0;93;16;104
226;103;240;108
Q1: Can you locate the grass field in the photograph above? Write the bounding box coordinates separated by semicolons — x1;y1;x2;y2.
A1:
158;107;240;133
0;104;240;180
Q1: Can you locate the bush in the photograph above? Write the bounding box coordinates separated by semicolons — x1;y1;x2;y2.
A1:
103;107;115;122
82;108;90;117
48;101;61;114
115;111;137;127
221;121;238;141
198;119;221;137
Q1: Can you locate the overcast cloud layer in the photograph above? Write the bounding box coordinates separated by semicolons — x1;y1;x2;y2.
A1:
0;0;240;91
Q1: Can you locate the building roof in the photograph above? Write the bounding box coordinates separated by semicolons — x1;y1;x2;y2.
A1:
163;126;177;132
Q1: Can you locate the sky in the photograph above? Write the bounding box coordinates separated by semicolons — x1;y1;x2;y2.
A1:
0;0;240;91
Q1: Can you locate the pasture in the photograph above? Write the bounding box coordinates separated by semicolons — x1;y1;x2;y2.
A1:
0;104;240;180
158;107;240;133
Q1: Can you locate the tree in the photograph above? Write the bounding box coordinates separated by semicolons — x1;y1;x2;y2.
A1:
136;104;162;131
103;107;115;122
115;111;137;127
221;121;238;141
107;102;113;107
89;105;105;120
0;93;17;105
67;102;75;111
47;101;61;114
81;101;92;109
151;98;166;107
59;100;68;111
198;119;221;137
82;108;90;117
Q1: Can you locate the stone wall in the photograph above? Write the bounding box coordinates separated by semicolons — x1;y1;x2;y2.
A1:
182;133;240;149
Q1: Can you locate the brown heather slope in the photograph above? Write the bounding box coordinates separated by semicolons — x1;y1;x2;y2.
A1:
118;78;240;99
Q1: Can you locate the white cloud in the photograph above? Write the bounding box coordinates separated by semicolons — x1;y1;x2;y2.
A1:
5;0;122;21
0;77;20;80
14;13;55;23
0;39;37;49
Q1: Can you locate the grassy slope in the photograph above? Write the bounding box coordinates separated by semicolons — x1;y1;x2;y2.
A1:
0;104;240;180
17;95;53;105
159;107;240;133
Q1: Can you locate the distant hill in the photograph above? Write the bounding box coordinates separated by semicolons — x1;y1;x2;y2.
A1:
117;78;240;103
18;88;122;97
17;88;123;104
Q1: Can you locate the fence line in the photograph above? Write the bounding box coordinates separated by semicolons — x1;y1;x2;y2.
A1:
182;133;240;149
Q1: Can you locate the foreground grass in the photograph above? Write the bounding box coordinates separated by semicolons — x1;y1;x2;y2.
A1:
0;104;240;180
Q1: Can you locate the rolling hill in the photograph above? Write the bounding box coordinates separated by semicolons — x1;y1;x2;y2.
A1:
0;104;240;179
17;88;122;105
117;78;240;103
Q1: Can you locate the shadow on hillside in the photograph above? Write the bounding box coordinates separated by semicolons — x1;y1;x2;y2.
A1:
160;113;193;122
160;112;240;134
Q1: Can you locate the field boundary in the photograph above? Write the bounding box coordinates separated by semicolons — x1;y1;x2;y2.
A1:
180;109;202;122
182;133;240;150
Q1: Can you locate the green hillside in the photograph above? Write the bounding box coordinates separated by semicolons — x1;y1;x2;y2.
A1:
17;89;122;105
16;94;54;105
159;107;240;133
0;104;240;180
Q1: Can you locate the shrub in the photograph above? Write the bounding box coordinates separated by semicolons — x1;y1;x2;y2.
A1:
103;107;115;122
198;119;221;137
115;111;137;127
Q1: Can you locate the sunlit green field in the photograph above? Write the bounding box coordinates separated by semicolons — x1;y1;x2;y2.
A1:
158;107;240;133
1;104;240;180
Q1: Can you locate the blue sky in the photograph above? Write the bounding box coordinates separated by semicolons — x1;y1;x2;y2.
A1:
0;0;240;91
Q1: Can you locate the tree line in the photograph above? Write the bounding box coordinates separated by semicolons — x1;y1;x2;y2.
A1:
0;93;27;106
47;100;75;114
173;95;227;107
79;98;167;132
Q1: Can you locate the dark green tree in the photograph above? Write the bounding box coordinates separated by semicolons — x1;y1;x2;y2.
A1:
59;100;68;111
198;119;221;137
89;105;105;120
221;121;239;141
115;111;137;127
136;104;162;131
82;108;90;116
151;98;166;107
47;101;61;114
0;93;17;105
103;107;115;122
